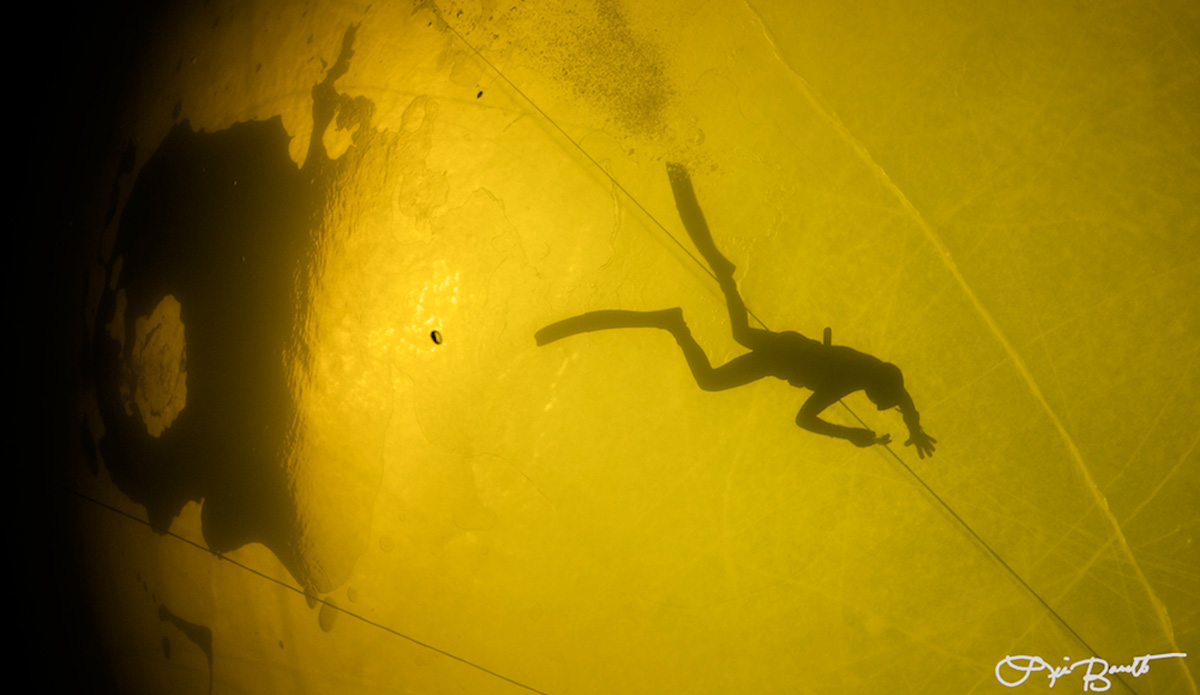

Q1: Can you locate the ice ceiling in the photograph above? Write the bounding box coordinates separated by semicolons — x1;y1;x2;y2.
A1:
71;0;1196;693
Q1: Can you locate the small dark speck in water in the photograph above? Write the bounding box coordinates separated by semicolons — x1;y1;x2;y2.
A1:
477;91;483;98
431;330;443;344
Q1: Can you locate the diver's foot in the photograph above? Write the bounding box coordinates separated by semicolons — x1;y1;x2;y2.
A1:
657;307;694;344
712;258;736;283
654;307;685;327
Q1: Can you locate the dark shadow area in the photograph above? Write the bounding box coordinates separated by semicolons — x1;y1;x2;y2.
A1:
90;24;368;581
26;3;174;693
537;163;936;456
94;113;309;554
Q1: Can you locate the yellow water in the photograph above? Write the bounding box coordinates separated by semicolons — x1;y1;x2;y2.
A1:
75;0;1198;693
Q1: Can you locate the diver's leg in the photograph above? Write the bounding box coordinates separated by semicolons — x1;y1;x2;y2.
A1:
536;308;771;391
666;318;773;391
667;163;774;351
716;275;775;350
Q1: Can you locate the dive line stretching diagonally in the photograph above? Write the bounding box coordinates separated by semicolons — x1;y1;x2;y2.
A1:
64;488;549;695
737;3;1191;693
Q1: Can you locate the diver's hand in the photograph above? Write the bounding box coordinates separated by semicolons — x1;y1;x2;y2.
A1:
905;429;937;458
849;429;890;448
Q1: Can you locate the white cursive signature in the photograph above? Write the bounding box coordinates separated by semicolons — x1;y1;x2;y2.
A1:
995;652;1188;691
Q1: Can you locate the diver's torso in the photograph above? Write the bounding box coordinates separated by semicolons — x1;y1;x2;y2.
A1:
768;331;879;394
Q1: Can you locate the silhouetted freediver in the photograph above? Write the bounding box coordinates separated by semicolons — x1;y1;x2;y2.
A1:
536;163;936;457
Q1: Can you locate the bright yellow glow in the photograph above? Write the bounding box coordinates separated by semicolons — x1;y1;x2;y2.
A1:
74;1;1198;694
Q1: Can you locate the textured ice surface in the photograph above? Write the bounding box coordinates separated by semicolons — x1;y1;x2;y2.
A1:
73;1;1197;693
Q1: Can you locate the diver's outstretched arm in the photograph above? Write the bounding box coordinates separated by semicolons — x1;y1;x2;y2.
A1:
796;390;891;447
666;162;773;350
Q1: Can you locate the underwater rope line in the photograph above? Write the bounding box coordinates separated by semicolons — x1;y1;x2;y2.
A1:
837;408;1138;695
64;486;550;695
442;20;1140;695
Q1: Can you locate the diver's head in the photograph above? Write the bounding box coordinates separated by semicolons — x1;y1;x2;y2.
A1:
866;362;904;410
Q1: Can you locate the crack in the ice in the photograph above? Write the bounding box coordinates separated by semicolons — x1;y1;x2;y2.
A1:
1123;429;1200;528
1107;343;1200;499
1147;0;1200;67
736;0;1191;682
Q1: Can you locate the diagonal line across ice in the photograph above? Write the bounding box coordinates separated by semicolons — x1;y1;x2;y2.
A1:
737;1;1193;688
